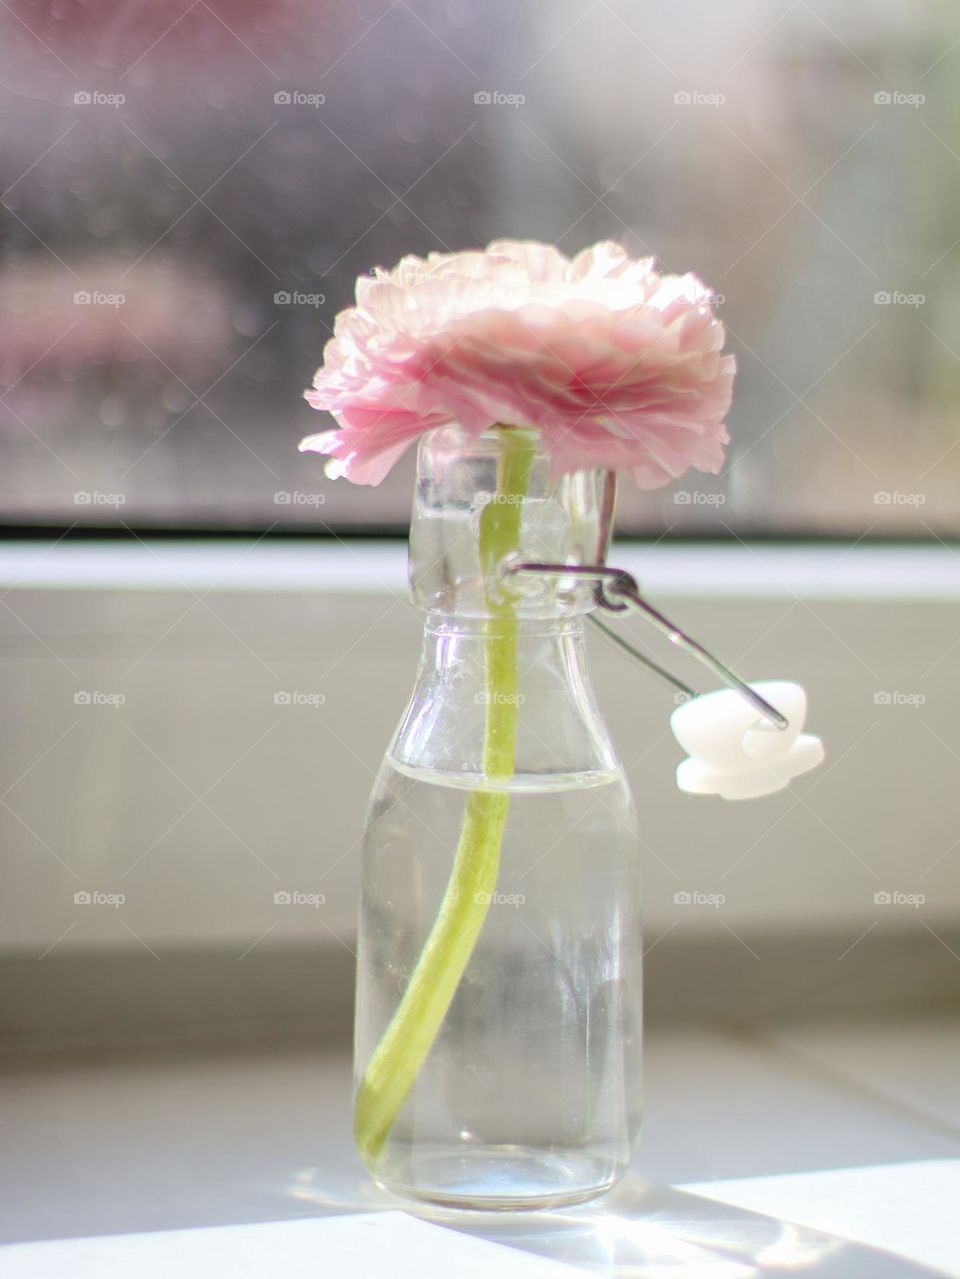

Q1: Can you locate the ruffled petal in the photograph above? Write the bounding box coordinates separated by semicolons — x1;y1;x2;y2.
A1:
300;239;734;486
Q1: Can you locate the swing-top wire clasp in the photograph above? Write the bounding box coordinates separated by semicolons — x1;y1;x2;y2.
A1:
504;560;789;732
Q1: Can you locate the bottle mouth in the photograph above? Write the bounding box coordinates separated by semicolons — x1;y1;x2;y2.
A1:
409;423;608;619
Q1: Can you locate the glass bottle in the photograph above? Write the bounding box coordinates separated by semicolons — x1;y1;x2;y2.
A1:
353;424;642;1209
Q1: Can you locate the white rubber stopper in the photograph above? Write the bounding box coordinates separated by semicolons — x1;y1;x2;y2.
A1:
670;681;824;800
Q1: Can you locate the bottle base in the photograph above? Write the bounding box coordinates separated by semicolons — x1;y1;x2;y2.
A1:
372;1143;624;1211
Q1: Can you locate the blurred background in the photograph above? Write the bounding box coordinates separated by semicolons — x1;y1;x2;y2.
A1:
0;0;955;534
2;1;960;1262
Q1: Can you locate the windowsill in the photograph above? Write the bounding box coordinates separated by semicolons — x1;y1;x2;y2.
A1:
1;538;959;600
0;1017;957;1272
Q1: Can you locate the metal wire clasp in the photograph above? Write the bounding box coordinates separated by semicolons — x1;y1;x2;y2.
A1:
505;559;789;731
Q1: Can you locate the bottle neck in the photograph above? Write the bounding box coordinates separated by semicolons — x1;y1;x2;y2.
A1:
408;425;607;620
388;614;621;786
424;613;586;640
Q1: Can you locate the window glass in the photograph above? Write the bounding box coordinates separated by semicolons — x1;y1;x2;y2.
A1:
0;1;954;534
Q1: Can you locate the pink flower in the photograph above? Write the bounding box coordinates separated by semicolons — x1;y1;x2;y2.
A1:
300;240;734;488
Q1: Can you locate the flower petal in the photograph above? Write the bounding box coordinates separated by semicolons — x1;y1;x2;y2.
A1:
301;239;734;485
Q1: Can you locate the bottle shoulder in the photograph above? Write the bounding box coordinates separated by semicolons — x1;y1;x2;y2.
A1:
388;617;624;782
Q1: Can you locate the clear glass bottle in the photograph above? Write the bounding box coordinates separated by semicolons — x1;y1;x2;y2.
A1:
353;424;642;1209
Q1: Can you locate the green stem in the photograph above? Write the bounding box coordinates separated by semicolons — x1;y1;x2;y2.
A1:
354;427;536;1165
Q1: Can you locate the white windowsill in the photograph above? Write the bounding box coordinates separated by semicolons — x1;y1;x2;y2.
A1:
0;538;958;600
